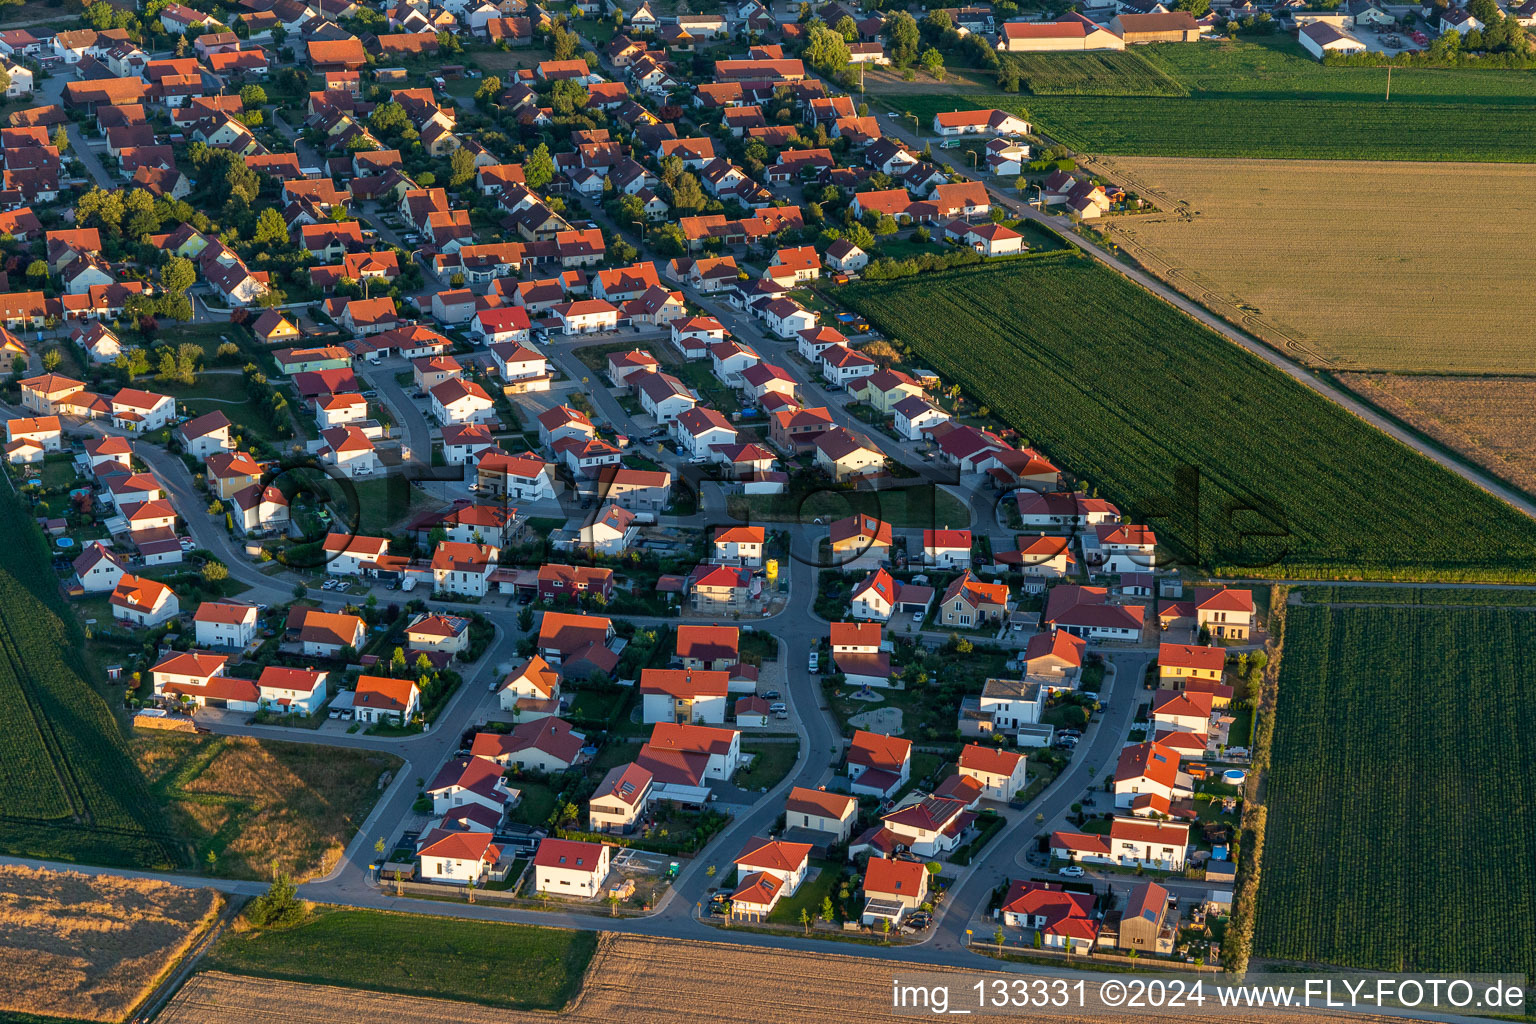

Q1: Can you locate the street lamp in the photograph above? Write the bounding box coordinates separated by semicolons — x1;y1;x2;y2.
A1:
905;112;919;137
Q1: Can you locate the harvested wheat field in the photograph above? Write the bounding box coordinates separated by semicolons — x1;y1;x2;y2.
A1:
166;935;1427;1024
134;732;401;881
0;864;220;1022
1096;157;1536;374
1340;374;1536;497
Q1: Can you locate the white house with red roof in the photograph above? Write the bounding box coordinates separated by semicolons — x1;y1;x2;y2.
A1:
431;541;498;597
418;830;502;886
192;600;258;649
999;534;1075;579
847;729;912;798
489;341;549;392
536;404;594;447
958;743;1029;802
441;423;498;466
151;650;228;697
321;532;389;576
589;762;652;834
110;574;179;627
1044;585;1145;641
1152;689;1213;736
861;856;927;925
881;795;970;856
784;786;858;843
430;378;496;426
72;542;128;593
673;406;737;459
931;109;1031;136
534;838;612;897
256;666;328;715
174;411;235;460
428;754;516;816
1083;523;1157;574
819;344;876;388
892;396;950;442
498;655;562;718
849;567;933;622
405;612;472;657
1113;740;1191;809
317;425;379;478
1016;491;1120;529
578;503;639;557
109;387;174;432
712;525;764;566
1052;817;1189;871
353;674;420;725
640;721;742;783
471;718;586;773
640;668;729;725
998;881;1098;953
734;835;812;895
922;528;971;569
1195;586;1256;641
473;306;532;346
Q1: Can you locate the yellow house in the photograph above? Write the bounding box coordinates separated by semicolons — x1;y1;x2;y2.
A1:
851;368;924;415
253;310;300;346
1157;642;1224;686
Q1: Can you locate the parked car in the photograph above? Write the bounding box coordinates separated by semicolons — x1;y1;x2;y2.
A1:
762;690;781;700
807;651;819;673
1058;864;1085;878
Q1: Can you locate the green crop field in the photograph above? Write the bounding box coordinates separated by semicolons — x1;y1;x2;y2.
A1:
835;255;1536;582
1257;603;1536;974
205;908;597;1009
1300;586;1536;607
1000;50;1187;96
901;40;1536;160
0;488;182;869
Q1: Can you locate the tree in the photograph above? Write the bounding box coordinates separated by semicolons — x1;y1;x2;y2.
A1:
517;605;534;632
1175;0;1210;15
874;213;898;236
920;47;945;81
240;83;267;108
835;14;858;39
820;895;835;922
246;872;306;928
669;172;706;214
799;907;811;934
998;64;1021;92
805;23;851;76
369;101;409;135
161;256;195;295
882;917;892;943
883;10;920;66
42;348;61;371
449;146;477;187
252;206;289;247
390;646;407;675
25;259;47;285
201;560;229;583
52;125;69;154
475;74;502;105
524;143;555;190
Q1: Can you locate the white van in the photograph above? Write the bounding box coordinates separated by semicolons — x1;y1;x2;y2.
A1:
808;651;819;673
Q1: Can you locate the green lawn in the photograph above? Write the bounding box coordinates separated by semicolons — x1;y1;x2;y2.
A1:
736;742;798;791
153;371;291;444
667;358;738;412
510;780;560;827
204;908;596;1009
767;859;847;924
344;476;437;536
727;485;970;530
